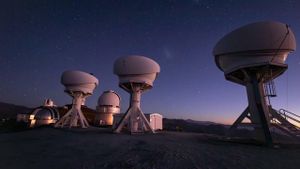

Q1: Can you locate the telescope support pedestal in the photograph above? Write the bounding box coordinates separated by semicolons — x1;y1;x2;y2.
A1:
229;71;273;146
114;86;154;134
54;92;90;128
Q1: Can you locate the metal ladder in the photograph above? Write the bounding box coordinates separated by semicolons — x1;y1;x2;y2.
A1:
264;79;277;97
263;68;277;98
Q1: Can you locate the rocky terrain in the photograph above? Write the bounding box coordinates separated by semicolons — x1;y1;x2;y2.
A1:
1;102;300;169
1;127;300;169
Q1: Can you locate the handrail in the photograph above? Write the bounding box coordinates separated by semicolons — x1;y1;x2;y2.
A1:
278;109;300;127
279;109;300;119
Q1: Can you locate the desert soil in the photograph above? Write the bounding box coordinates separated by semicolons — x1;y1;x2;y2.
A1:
0;127;300;169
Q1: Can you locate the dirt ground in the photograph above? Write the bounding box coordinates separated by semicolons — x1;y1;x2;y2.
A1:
1;127;300;169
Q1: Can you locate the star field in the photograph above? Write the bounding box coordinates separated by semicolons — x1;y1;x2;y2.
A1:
0;0;300;124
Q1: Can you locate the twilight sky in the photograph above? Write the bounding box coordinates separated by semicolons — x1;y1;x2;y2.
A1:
0;0;300;124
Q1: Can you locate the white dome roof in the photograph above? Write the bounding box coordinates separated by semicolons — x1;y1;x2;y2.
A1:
34;109;52;120
213;21;296;56
61;70;99;94
61;70;99;85
98;90;120;107
113;55;160;75
213;21;297;74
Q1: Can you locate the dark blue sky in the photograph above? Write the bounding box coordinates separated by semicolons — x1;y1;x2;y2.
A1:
1;0;300;124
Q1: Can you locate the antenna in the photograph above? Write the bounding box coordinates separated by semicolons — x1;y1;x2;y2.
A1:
113;55;160;134
213;21;296;145
95;90;120;126
54;70;99;128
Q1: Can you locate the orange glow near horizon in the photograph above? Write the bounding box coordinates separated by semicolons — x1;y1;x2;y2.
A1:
214;118;234;125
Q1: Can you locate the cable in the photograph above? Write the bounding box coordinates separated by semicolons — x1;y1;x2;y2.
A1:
286;67;289;109
270;24;290;62
265;24;290;106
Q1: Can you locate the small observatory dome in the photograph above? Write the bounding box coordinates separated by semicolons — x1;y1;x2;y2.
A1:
34;109;53;120
97;90;120;107
213;21;296;74
61;70;99;94
28;101;60;128
95;90;121;126
113;55;160;89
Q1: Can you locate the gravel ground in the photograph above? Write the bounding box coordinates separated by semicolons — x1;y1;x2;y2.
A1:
1;127;300;169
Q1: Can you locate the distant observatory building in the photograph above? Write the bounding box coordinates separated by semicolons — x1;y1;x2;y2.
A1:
94;90;121;126
54;70;99;128
213;21;298;145
113;55;160;134
17;99;60;128
148;113;163;131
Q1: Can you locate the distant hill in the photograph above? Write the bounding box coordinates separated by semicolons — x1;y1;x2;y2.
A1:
163;118;227;135
0;102;31;119
185;119;219;125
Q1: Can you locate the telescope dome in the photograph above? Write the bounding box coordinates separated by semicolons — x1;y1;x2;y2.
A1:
98;90;120;107
34;109;52;120
114;55;160;75
113;55;160;87
61;70;99;94
213;21;296;73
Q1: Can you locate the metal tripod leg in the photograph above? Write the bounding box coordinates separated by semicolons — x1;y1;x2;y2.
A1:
114;108;132;133
229;107;250;131
138;108;155;133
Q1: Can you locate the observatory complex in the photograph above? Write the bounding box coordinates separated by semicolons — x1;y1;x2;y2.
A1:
113;55;160;134
54;70;99;128
213;21;298;145
13;19;300;146
94;90;121;126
